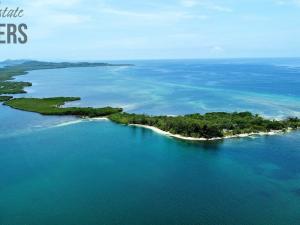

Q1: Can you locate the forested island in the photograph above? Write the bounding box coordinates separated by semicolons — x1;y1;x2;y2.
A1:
1;60;300;141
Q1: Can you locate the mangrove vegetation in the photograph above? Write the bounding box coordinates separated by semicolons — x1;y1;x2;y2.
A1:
0;81;32;94
1;59;299;140
4;97;122;117
0;95;12;102
2;97;300;139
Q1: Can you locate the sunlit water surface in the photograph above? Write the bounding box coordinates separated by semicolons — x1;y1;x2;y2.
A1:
1;58;300;225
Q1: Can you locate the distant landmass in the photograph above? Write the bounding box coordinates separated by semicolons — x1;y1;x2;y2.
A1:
0;60;299;141
0;60;134;94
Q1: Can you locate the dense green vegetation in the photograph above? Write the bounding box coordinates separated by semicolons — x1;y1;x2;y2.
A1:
0;60;133;94
1;60;299;140
4;96;300;139
4;97;122;117
109;112;300;139
0;81;32;94
0;96;13;102
3;97;300;139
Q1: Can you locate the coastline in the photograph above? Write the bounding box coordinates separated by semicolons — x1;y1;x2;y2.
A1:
129;124;288;141
51;117;293;142
1;61;299;143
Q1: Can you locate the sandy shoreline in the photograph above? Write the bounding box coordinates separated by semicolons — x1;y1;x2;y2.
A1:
55;117;291;141
129;124;287;141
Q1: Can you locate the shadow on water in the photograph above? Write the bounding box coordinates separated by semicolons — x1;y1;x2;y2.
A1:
173;138;224;151
128;125;224;151
292;188;300;197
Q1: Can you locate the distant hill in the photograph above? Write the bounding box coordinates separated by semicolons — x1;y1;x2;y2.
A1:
0;59;30;67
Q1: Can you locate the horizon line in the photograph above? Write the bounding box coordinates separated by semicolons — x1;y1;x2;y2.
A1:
1;56;300;63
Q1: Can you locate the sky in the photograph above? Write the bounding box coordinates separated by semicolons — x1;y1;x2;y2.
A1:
1;0;300;60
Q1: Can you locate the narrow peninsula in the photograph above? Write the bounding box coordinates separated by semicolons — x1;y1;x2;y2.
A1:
1;60;300;141
2;96;300;140
4;97;122;117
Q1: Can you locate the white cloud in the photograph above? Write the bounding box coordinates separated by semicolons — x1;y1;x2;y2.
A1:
180;0;233;12
181;0;199;7
48;13;90;25
210;45;224;54
276;0;300;6
19;0;90;40
23;0;88;25
99;5;207;21
208;5;232;12
28;0;82;8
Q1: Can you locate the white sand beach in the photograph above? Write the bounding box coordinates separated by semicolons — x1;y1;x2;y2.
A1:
129;124;287;141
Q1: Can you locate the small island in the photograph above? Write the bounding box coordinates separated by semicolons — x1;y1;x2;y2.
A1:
1;60;300;141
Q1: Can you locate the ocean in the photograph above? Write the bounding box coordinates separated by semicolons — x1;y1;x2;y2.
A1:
1;58;300;225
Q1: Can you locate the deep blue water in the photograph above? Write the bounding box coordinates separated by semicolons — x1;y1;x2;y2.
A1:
1;58;300;225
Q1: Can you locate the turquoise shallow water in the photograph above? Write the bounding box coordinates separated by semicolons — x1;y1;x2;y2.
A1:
1;121;300;225
1;58;300;225
15;58;300;118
